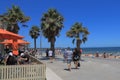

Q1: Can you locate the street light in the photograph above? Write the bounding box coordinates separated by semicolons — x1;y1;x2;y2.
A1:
40;27;42;49
40;27;42;56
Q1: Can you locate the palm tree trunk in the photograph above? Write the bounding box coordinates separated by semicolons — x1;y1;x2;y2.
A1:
34;38;36;51
50;37;55;58
76;39;82;60
76;34;80;50
76;39;80;50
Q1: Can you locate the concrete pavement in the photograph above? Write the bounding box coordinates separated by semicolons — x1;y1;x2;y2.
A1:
46;67;63;80
37;54;120;80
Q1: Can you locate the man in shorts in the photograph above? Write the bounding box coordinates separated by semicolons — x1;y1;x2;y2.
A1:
66;47;73;71
48;49;53;63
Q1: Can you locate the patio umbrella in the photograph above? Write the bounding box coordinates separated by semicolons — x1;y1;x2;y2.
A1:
0;39;13;45
17;39;30;45
0;39;30;56
12;39;19;56
0;29;24;40
0;39;30;45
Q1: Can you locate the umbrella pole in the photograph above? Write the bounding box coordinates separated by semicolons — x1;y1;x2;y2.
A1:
0;40;5;55
0;44;4;55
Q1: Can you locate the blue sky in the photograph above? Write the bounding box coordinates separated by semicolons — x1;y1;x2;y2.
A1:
0;0;120;48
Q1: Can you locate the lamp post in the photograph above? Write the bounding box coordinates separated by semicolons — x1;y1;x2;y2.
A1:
40;27;42;49
40;27;42;56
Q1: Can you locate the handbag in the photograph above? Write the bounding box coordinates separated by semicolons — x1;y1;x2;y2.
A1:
78;62;80;67
73;55;80;61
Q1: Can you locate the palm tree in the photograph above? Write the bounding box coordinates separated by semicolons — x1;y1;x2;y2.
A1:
29;26;40;51
0;5;30;33
41;8;64;57
66;22;89;58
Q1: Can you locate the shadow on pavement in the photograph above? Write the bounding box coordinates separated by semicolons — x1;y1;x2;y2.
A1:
39;57;50;60
64;68;71;71
55;57;63;61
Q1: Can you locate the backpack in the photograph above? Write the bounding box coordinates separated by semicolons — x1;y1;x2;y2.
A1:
73;54;80;61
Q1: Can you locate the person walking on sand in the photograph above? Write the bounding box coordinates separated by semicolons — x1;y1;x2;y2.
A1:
48;48;53;63
63;49;67;63
66;47;73;71
46;48;49;57
73;48;80;69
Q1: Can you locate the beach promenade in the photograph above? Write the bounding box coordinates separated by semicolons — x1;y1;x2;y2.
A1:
38;54;120;80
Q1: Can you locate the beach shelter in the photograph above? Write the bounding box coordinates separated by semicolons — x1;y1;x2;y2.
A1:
0;29;24;40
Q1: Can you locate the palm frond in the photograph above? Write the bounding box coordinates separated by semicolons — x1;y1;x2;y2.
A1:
41;8;64;42
66;22;90;48
72;39;75;44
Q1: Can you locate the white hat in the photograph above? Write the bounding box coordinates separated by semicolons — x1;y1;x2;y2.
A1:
9;52;13;56
20;53;24;56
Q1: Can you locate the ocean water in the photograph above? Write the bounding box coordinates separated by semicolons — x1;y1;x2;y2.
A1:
82;47;120;55
36;47;120;56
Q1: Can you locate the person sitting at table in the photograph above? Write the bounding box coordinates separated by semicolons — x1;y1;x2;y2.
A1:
18;52;30;64
6;51;17;65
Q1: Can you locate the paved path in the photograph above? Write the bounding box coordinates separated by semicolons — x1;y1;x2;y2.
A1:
38;54;120;80
46;67;63;80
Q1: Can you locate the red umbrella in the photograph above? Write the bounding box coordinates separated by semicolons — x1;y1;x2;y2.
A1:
17;39;30;45
0;39;30;45
0;29;24;40
12;40;19;56
0;39;30;56
0;28;25;56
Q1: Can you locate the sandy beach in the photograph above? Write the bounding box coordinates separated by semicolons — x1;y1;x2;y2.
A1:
38;54;120;80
